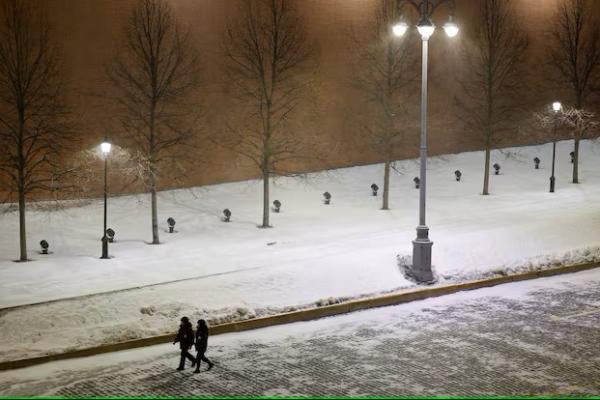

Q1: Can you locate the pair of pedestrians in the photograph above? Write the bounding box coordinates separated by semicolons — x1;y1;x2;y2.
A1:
173;317;214;373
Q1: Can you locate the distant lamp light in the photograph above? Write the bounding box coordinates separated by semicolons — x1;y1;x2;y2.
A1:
272;200;281;213
40;240;49;255
392;20;409;37
101;140;112;155
417;16;435;40
552;101;562;113
443;17;459;38
371;183;379;196
167;217;176;233
223;208;231;222
455;170;462;181
106;228;115;243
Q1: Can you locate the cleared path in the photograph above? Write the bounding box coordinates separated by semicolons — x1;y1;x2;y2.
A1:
1;269;599;396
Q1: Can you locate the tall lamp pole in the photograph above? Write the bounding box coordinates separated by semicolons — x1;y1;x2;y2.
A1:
392;0;458;283
549;101;562;193
100;139;112;259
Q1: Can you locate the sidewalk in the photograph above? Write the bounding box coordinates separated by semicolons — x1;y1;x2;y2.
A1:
2;268;599;397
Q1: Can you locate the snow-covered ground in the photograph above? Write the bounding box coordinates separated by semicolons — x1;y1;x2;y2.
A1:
1;268;599;396
1;139;599;361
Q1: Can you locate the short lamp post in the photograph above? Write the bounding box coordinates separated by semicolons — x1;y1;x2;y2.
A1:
392;0;458;283
549;101;562;193
100;139;111;259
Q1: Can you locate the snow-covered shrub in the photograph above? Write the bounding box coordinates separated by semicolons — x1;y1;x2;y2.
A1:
140;306;157;316
315;297;341;307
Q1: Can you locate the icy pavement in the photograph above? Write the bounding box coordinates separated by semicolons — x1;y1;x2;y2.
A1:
1;269;599;396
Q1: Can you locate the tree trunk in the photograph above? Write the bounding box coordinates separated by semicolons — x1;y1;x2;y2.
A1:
261;170;270;228
382;160;390;210
482;146;491;195
17;108;27;261
18;183;27;261
572;138;580;184
150;174;160;244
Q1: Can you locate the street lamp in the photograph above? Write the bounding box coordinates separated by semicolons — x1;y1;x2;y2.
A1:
393;0;458;284
550;101;562;193
100;139;111;259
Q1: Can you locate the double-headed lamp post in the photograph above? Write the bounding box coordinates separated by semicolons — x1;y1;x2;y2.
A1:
549;101;562;193
100;139;112;259
392;0;458;283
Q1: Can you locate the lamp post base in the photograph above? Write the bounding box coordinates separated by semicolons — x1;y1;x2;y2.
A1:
549;176;555;193
101;236;109;259
411;225;435;284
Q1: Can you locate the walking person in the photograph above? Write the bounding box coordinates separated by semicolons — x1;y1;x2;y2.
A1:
173;316;196;371
193;319;214;373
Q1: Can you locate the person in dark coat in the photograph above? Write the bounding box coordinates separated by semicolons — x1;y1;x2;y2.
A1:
173;316;196;371
193;319;214;373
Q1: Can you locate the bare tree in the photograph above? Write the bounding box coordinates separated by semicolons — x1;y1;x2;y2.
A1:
559;107;598;159
548;0;600;183
108;0;199;244
456;0;528;195
351;0;417;210
222;0;314;228
0;0;75;261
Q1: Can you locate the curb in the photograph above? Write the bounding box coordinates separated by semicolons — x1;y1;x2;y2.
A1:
0;261;598;371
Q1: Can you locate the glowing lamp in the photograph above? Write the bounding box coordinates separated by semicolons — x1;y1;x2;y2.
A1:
552;101;562;113
417;17;435;40
101;141;112;155
443;18;459;37
392;21;409;37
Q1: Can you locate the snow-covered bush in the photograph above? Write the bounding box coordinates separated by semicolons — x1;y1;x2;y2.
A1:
315;297;341;307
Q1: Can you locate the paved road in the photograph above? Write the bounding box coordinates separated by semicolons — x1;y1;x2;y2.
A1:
1;270;600;396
